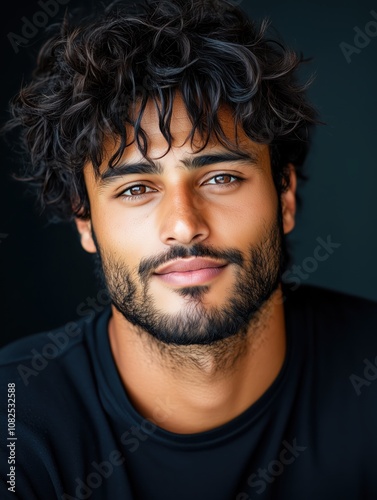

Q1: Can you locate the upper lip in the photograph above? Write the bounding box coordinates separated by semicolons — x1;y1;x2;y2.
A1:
154;257;228;275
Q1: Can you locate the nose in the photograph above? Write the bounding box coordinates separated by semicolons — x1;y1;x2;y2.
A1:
159;185;210;246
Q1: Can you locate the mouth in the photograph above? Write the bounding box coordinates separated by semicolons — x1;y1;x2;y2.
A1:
153;257;228;287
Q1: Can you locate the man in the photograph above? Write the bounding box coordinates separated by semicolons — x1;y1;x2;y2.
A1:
1;0;376;499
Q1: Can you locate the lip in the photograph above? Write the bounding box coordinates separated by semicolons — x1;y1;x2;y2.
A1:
154;257;228;275
153;258;228;287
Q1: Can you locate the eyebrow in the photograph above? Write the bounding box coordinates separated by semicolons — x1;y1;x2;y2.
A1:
98;150;260;187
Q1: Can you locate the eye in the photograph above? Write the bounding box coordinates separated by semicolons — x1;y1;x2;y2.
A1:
119;184;156;200
205;174;242;186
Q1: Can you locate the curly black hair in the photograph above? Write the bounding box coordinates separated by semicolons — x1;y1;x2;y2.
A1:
3;0;318;221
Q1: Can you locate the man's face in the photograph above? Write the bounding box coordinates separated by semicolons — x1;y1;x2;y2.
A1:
77;98;296;345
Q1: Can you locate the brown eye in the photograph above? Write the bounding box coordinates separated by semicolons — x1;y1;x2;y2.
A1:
206;174;239;185
129;185;147;195
122;184;153;197
119;184;157;201
214;175;232;184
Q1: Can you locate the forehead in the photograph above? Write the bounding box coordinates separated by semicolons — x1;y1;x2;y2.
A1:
97;95;270;172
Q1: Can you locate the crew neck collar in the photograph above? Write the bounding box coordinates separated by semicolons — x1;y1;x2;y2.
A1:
87;286;310;449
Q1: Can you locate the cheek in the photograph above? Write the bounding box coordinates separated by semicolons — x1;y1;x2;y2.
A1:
210;180;279;246
93;203;160;266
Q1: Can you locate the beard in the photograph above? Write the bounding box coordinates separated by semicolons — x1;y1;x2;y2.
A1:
92;209;285;347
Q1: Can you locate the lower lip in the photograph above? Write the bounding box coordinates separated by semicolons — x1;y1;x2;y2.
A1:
154;266;227;287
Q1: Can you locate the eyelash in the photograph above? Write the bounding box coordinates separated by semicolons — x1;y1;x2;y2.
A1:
205;174;243;188
118;174;244;201
119;185;156;201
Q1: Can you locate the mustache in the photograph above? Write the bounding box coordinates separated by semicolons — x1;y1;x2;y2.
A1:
138;244;244;282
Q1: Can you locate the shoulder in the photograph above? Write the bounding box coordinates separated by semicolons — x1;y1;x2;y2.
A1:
285;283;377;398
0;309;109;466
0;320;84;365
284;283;377;355
284;283;377;332
0;308;112;498
0;318;85;386
0;307;110;390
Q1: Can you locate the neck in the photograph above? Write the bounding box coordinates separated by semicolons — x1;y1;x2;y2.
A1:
108;286;286;434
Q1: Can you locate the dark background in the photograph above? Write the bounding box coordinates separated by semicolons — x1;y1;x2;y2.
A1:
0;0;376;347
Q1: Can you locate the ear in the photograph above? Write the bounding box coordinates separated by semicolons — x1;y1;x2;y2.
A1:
74;218;97;253
280;163;297;235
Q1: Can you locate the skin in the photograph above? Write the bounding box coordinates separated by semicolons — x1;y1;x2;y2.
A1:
76;97;297;434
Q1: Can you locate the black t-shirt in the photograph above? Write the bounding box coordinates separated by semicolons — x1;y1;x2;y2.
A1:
1;284;377;500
